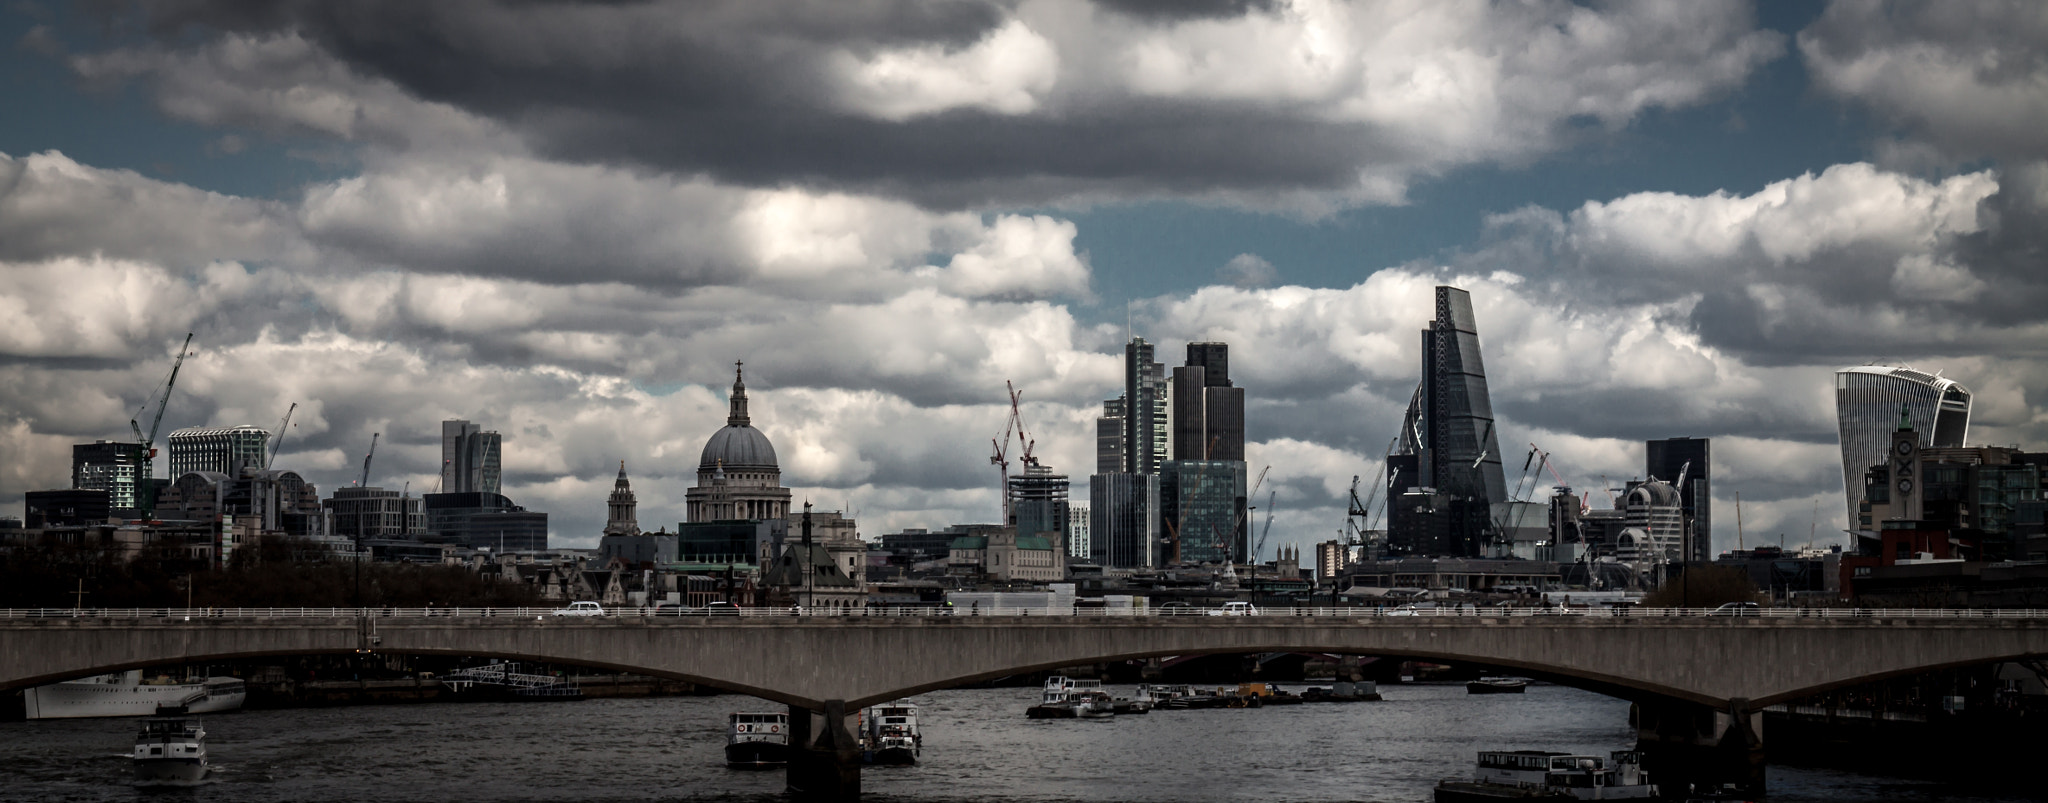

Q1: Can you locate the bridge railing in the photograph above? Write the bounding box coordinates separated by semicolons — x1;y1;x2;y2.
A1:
3;606;2046;620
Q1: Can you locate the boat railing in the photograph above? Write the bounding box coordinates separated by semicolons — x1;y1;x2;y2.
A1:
4;606;2047;620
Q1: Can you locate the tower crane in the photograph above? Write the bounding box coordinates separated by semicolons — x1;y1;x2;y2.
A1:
1254;490;1276;563
1227;465;1271;561
128;333;195;462
127;332;193;518
265;402;297;470
990;380;1032;523
359;432;380;488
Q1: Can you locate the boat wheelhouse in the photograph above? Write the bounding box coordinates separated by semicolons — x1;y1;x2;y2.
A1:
725;712;790;768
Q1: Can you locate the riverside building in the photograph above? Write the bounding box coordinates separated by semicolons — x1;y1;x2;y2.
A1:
1835;365;1972;529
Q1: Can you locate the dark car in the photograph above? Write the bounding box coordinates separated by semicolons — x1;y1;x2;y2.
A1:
1157;602;1197;616
1710;602;1761;617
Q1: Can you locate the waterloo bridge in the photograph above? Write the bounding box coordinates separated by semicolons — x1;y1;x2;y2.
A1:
6;607;2046;798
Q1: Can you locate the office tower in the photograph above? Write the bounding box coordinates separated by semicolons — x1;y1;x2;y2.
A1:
1066;505;1091;560
1095;398;1125;475
1009;463;1071;546
1122;338;1169;476
1645;437;1711;563
1090;472;1159;569
1387;286;1507;557
1160;459;1248;564
1315;540;1347;581
71;440;148;514
1835;366;1970;530
167;425;271;479
442;419;504;495
1171;342;1246;462
325;486;426;540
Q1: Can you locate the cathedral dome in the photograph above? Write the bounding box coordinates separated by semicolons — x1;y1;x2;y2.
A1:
701;424;777;470
697;361;779;471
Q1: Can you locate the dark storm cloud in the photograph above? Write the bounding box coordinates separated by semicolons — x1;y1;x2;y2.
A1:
1800;0;2048;161
79;0;1784;210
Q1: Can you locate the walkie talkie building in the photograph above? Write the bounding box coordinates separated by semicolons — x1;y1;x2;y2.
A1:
1835;365;1971;530
1387;286;1508;557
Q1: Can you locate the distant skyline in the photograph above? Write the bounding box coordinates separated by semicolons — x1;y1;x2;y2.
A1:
2;1;2045;554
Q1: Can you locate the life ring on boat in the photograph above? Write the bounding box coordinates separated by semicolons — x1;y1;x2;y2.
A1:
769;724;780;733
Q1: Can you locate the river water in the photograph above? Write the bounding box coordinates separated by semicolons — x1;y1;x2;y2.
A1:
0;683;2029;802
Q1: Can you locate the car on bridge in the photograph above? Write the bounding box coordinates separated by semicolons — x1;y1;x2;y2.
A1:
1711;602;1761;617
550;602;608;617
1208;602;1259;617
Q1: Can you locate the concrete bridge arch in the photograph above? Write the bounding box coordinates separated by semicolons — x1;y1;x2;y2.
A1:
7;614;2046;710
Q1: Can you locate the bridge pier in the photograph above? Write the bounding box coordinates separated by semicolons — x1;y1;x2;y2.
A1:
1634;698;1766;798
786;700;861;800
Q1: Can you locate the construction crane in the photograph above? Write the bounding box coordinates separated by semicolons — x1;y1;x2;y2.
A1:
125;333;193;519
128;333;195;462
359;432;380;488
1227;465;1271;561
1254;490;1277;563
989;380;1032;523
265;402;297;470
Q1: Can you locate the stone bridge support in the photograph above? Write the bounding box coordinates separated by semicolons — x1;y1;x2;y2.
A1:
786;701;861;799
1635;697;1765;797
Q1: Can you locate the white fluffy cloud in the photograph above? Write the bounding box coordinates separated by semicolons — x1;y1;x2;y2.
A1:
830;19;1062;120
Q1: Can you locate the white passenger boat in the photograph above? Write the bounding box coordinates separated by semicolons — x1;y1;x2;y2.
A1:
726;711;790;768
1435;750;1656;801
25;671;246;720
132;716;209;786
1027;676;1112;718
861;701;921;765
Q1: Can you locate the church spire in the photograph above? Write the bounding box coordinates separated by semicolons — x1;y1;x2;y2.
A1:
605;460;639;536
728;360;751;427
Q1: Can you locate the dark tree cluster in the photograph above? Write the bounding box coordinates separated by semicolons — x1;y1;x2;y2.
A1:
1641;565;1763;608
0;535;542;609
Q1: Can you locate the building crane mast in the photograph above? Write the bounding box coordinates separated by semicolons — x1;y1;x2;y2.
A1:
1255;490;1277;563
126;332;193;519
129;332;195;462
359;432;380;488
265;402;297;470
990;380;1033;523
1226;464;1270;561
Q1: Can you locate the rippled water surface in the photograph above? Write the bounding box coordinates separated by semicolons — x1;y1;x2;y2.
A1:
0;683;2030;802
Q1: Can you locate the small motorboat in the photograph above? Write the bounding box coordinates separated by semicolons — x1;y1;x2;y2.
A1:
132;716;209;786
1467;677;1530;694
861;702;921;765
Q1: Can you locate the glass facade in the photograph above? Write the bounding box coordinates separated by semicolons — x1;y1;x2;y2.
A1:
1161;460;1248;564
442;420;504;495
1389;286;1506;557
1835;366;1971;529
1089;472;1158;569
72;440;147;513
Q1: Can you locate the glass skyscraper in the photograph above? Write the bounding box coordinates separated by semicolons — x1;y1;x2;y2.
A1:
1835;365;1971;529
1388;286;1507;557
442;419;504;495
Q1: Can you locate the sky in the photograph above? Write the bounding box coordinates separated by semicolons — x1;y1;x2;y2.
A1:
2;0;2045;556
